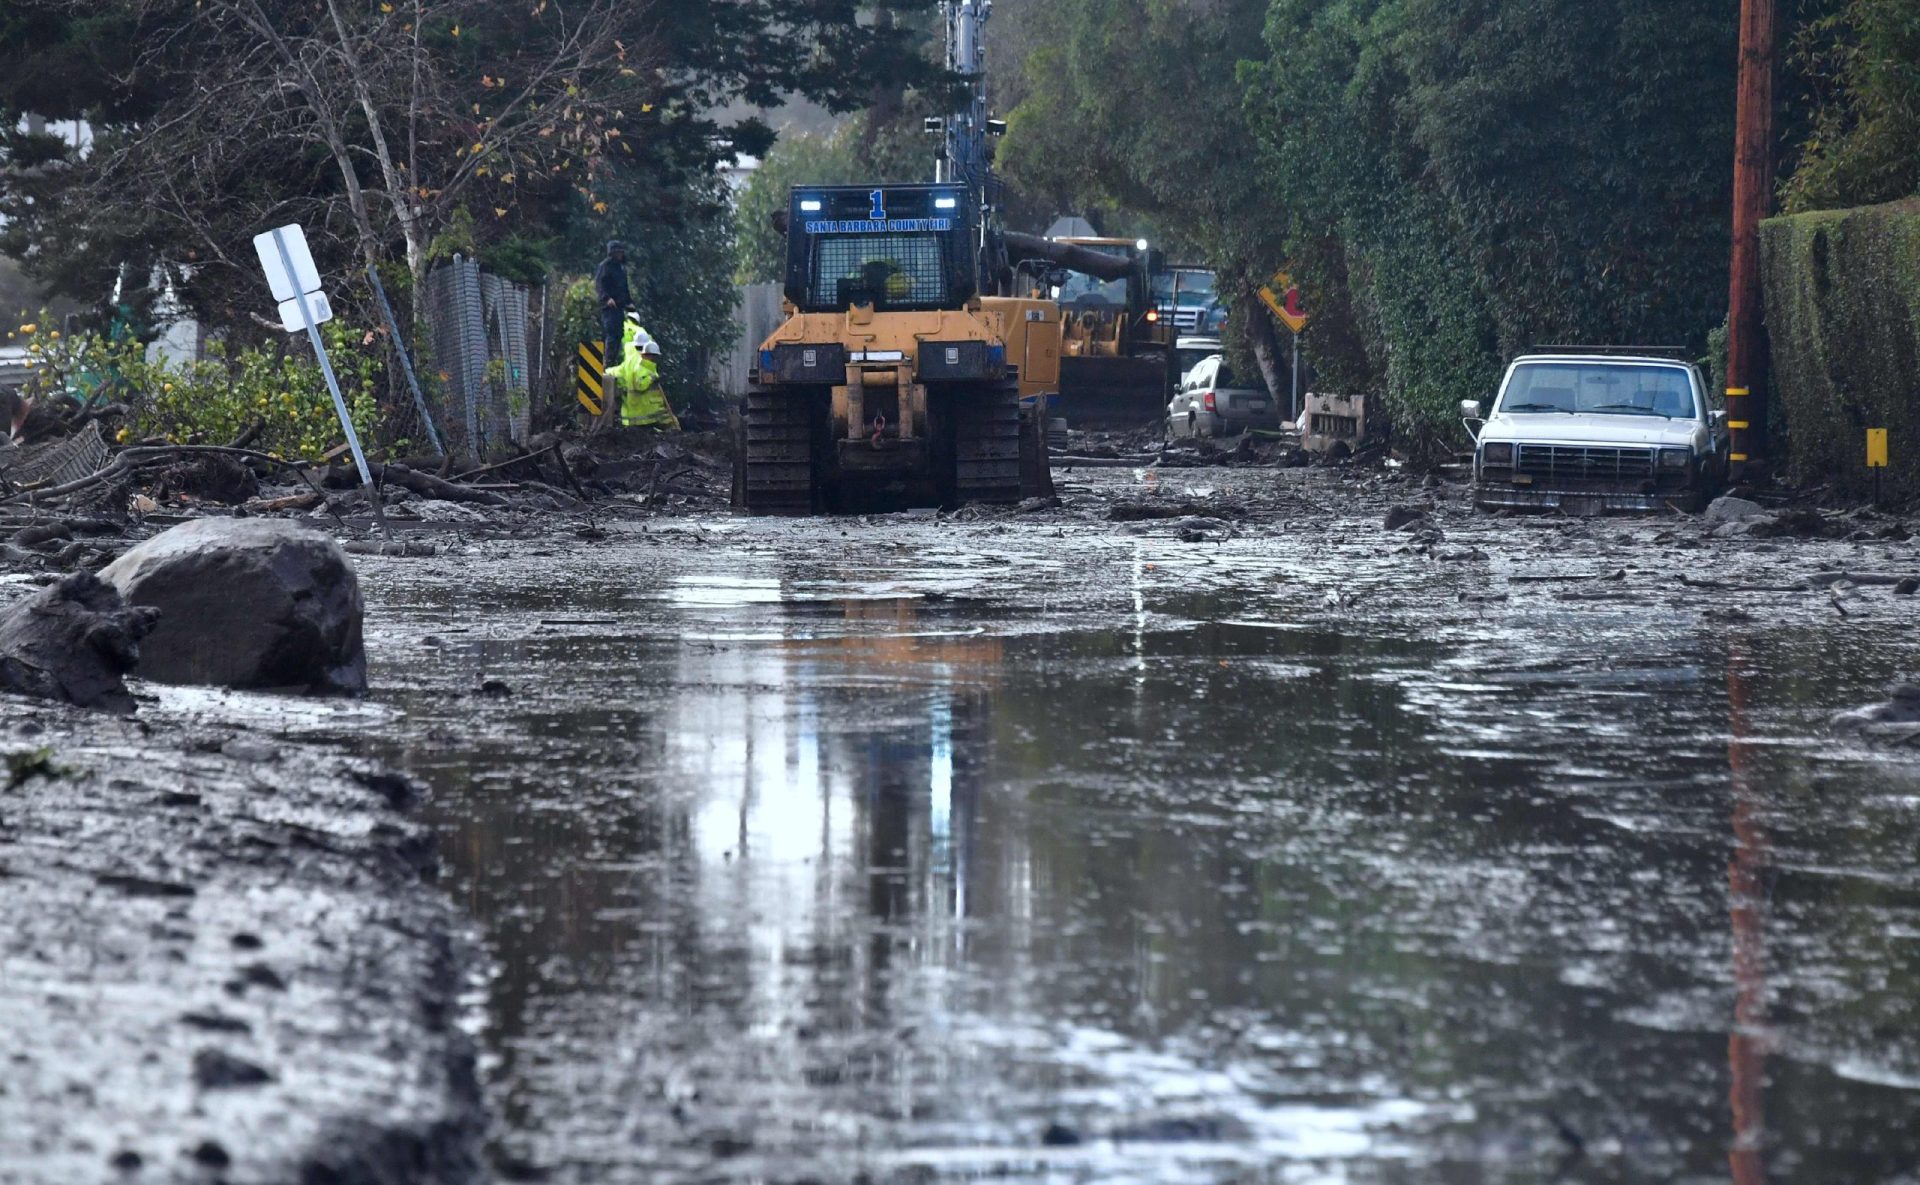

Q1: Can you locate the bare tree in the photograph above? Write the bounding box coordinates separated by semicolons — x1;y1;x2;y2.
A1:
55;0;657;307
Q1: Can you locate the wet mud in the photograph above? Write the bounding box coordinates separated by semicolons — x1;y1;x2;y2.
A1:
330;466;1919;1183
7;460;1917;1183
0;691;485;1183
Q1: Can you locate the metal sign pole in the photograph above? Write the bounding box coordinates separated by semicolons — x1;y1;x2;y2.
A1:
365;264;443;457
1291;332;1300;427
271;229;389;538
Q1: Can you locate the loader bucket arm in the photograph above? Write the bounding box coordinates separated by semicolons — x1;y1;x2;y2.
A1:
1003;232;1136;283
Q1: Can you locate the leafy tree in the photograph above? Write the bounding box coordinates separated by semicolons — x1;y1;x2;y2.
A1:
993;0;1296;392
994;0;1743;450
1;0;661;330
1245;0;1737;449
1386;0;1737;354
996;1;1281;275
0;7;153;122
1784;0;1920;211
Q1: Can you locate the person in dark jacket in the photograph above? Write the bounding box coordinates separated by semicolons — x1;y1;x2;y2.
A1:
595;240;633;365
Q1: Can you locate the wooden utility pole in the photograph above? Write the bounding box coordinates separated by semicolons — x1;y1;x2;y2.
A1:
1726;0;1777;483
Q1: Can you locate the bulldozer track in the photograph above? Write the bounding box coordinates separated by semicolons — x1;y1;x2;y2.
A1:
739;387;817;515
953;382;1023;505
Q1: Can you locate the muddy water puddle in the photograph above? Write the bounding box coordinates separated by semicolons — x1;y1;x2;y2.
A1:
330;504;1920;1184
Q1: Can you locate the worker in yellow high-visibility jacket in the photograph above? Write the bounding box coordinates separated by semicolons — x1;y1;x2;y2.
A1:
604;314;680;430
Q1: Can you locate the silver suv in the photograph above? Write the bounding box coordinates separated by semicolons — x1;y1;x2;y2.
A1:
1465;350;1727;513
1168;354;1277;438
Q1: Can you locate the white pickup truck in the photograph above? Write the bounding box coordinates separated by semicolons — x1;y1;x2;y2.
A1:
1465;350;1728;514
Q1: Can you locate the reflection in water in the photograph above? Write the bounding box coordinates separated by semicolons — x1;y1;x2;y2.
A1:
1726;643;1769;1185
353;534;1920;1184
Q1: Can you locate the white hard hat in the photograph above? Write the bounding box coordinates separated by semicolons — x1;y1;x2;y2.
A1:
641;338;662;357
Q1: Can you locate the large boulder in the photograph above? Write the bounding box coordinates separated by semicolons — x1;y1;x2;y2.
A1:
100;518;367;695
0;573;159;713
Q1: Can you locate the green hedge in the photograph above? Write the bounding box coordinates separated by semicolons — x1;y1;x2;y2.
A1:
1761;199;1920;497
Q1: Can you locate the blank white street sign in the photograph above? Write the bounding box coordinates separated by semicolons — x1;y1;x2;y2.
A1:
248;219;377;505
276;290;333;334
252;223;323;302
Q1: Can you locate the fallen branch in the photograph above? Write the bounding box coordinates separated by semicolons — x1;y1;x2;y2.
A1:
1509;570;1627;584
548;442;593;505
374;463;508;506
514;479;584;506
116;445;304;467
1802;571;1920;588
245;491;326;513
1679;574;1808;593
1056;455;1160;468
227;419;266;450
451;450;549;483
76;402;130;429
0;445;309;506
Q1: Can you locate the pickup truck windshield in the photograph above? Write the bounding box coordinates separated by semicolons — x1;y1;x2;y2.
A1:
1498;363;1697;418
1153;269;1217;308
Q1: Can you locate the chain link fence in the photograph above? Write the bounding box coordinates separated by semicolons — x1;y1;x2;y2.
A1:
418;257;551;459
1;420;108;488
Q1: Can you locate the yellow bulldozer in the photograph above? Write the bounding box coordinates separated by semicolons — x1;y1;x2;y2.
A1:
733;185;1060;514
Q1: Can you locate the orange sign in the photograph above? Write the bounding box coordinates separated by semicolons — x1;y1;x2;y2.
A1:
1260;270;1308;333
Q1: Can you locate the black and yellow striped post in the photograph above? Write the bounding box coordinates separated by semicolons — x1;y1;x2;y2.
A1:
1869;427;1889;506
1726;386;1753;475
576;339;607;417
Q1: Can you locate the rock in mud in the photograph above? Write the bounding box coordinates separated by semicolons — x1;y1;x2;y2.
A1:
1749;507;1843;539
0;572;158;713
408;499;491;524
1383;505;1427;531
193;1047;275;1089
1834;681;1920;745
100;518;367;695
12;522;73;551
1706;495;1768;521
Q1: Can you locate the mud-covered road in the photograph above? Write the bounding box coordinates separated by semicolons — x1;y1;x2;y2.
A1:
80;462;1918;1183
22;457;1896;1175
